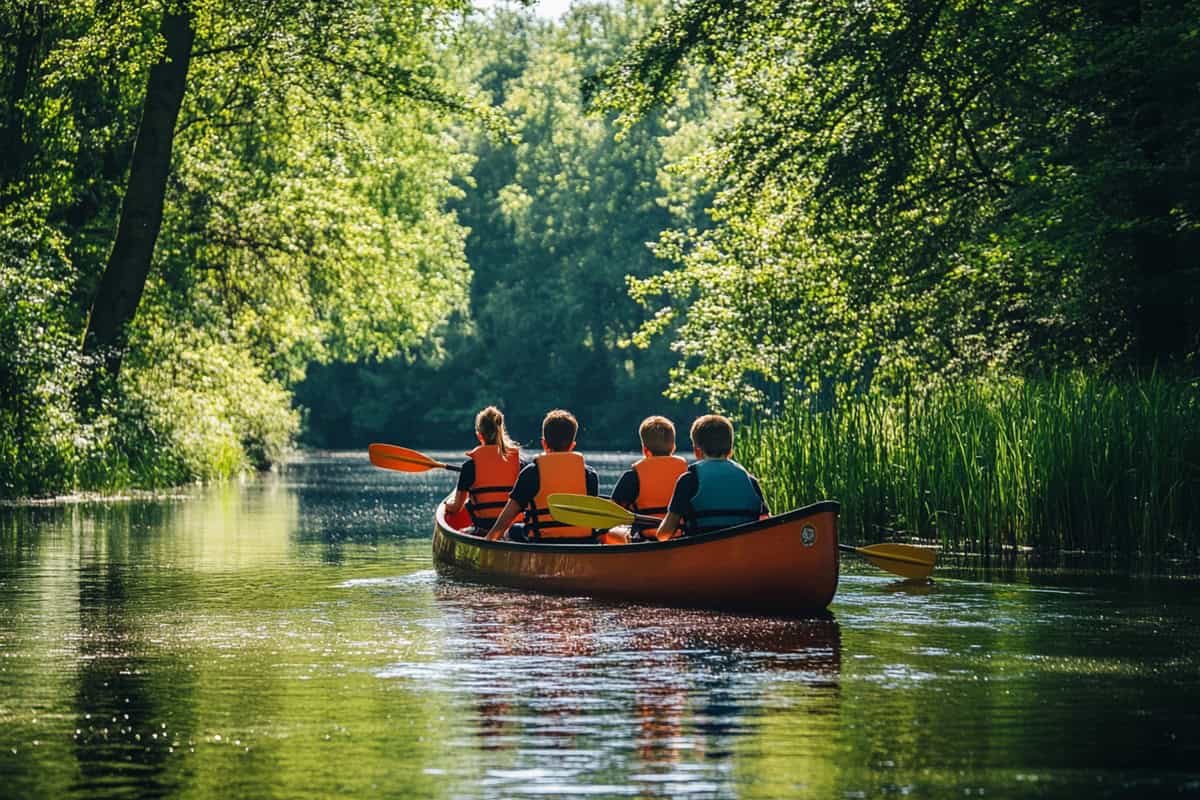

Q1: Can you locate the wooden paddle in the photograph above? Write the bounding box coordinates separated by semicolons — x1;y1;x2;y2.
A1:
548;493;937;578
368;443;461;473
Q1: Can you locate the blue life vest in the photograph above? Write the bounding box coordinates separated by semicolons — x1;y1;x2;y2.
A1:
688;459;763;534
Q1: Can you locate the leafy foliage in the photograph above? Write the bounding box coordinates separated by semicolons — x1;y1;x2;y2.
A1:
591;0;1200;406
300;2;709;449
0;0;478;497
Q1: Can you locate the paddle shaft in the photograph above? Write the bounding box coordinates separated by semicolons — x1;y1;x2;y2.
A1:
838;543;927;567
838;542;937;579
390;455;460;472
630;510;662;527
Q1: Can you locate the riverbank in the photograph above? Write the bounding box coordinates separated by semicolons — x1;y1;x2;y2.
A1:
739;372;1200;566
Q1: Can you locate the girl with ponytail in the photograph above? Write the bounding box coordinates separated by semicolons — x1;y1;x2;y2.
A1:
445;406;523;534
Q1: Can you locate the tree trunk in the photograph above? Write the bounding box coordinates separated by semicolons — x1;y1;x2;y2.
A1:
0;8;41;192
81;7;194;390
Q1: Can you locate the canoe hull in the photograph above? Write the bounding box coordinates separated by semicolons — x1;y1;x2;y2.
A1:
432;500;840;615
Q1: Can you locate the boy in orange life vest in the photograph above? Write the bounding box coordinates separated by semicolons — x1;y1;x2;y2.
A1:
610;416;688;539
656;414;769;541
485;409;600;542
445;406;524;535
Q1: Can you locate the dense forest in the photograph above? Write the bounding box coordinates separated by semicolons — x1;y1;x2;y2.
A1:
3;0;1198;554
299;1;706;449
303;0;1200;446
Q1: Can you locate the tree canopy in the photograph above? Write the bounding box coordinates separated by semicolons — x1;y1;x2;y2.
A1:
299;1;709;449
588;0;1200;406
1;0;483;493
4;0;1199;496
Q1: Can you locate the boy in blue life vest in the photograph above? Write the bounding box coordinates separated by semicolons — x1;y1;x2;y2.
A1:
655;414;769;541
485;409;600;542
610;415;688;540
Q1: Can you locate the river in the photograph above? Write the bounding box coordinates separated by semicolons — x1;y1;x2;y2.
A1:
1;452;1197;798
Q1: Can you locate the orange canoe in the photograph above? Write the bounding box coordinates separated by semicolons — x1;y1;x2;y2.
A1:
432;500;841;614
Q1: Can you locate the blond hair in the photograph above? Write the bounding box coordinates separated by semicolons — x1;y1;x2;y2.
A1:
476;406;518;458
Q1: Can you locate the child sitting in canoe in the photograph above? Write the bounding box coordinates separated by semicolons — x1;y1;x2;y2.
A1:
656;414;769;541
610;415;689;539
445;406;523;535
485;409;600;542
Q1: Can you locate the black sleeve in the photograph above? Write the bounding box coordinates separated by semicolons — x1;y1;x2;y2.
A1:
508;463;540;506
667;470;699;516
585;467;599;497
455;459;475;492
610;470;639;507
750;476;770;516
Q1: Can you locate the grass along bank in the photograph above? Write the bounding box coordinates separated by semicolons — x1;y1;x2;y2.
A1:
738;373;1200;564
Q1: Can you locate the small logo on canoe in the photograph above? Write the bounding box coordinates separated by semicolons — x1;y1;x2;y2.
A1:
801;525;817;547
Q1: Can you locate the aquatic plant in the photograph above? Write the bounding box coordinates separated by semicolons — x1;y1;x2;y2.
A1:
738;373;1200;563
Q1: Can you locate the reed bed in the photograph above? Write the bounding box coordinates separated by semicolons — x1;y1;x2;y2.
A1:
737;373;1200;562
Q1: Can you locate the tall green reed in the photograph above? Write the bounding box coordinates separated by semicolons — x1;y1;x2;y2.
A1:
737;373;1200;562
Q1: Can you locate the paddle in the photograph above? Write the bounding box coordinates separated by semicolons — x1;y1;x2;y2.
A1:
548;493;937;578
368;443;461;473
547;493;659;529
838;542;936;580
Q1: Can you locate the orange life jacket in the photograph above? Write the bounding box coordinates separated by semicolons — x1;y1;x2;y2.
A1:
526;451;592;539
631;455;689;518
466;444;521;529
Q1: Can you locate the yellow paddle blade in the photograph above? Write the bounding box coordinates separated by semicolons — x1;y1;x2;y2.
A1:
547;493;636;529
368;443;451;473
852;542;938;580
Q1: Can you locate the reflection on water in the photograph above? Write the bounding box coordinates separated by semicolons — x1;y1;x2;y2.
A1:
0;452;1198;799
373;584;842;797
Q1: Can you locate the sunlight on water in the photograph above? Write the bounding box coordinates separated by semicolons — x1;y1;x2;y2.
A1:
1;452;1197;798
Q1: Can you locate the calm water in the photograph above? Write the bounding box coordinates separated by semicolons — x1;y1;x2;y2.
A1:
1;452;1197;799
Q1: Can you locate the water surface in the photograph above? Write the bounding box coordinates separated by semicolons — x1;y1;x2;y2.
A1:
1;452;1197;798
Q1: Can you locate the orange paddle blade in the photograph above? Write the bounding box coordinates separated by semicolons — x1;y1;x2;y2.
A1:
368;443;457;473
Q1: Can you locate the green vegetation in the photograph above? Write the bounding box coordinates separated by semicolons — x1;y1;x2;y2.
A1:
1;0;479;497
577;0;1200;560
298;1;706;448
738;373;1200;561
3;0;1198;559
590;0;1200;401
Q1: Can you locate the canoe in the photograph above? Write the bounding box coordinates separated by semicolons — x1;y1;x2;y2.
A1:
432;499;841;614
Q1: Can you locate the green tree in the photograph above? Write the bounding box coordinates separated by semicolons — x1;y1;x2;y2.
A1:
0;0;485;493
589;0;1200;406
299;1;709;449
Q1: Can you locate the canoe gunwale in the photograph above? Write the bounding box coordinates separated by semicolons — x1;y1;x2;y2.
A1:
434;499;841;554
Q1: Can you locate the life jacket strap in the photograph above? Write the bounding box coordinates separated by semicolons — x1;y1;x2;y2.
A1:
528;505;596;540
468;500;508;511
469;484;513;495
